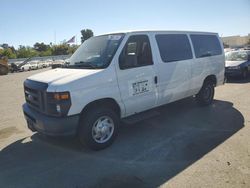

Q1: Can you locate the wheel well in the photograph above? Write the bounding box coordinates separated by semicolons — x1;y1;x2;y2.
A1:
204;75;217;86
80;98;121;118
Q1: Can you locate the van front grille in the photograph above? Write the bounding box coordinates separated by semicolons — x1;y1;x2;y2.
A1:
24;80;48;113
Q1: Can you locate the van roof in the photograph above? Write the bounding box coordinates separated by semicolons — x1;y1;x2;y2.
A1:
102;30;218;35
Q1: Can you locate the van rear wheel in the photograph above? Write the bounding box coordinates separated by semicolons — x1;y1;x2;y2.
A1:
196;81;214;106
78;107;119;150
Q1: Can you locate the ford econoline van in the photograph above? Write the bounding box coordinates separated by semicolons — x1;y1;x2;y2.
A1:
23;30;225;150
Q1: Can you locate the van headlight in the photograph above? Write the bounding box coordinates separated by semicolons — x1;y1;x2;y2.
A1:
46;92;71;116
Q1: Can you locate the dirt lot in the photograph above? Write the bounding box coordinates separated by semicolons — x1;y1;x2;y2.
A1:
0;69;250;188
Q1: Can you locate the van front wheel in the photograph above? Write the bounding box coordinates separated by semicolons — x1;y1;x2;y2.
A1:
195;81;214;106
78;107;119;150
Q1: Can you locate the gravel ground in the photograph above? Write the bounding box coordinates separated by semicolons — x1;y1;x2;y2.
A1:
0;69;249;188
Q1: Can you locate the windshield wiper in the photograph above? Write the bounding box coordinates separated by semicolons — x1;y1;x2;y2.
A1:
75;61;100;69
63;61;100;69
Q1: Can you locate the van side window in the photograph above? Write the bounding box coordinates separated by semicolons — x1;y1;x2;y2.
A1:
190;35;222;58
119;35;153;69
155;34;193;63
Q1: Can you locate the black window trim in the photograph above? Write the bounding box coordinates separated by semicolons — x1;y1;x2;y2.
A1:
119;34;154;70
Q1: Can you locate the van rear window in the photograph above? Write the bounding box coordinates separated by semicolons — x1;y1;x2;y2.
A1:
190;35;222;58
155;34;193;63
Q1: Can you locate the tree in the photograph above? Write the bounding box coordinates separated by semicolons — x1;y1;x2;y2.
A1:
67;44;79;54
9;46;16;54
52;44;69;55
0;48;16;59
0;41;79;59
34;42;50;52
1;43;9;49
39;48;52;56
33;42;52;57
81;29;94;43
16;46;38;58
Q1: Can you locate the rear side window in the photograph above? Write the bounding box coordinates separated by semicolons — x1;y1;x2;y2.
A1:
190;35;222;58
155;34;193;62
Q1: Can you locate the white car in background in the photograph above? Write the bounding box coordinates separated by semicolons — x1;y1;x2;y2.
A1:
29;61;39;70
46;60;53;66
20;63;32;71
37;62;43;69
41;61;48;68
43;61;52;68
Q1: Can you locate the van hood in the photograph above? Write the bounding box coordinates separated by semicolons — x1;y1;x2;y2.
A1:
27;68;102;84
225;60;245;67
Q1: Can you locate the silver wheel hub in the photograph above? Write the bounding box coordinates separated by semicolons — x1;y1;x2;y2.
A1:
92;116;114;143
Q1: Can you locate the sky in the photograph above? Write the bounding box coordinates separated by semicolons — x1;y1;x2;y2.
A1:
0;0;250;48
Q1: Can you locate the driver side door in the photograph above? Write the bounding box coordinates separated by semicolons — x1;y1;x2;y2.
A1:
116;35;158;116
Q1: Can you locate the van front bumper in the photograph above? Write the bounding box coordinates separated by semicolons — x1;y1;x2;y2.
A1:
22;103;80;136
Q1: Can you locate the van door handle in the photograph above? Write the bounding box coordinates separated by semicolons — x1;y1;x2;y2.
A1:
154;76;158;84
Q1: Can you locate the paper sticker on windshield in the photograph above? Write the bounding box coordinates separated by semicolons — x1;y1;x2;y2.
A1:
108;35;122;40
129;78;151;96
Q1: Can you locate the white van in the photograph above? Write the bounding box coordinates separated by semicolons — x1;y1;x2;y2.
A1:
23;30;225;150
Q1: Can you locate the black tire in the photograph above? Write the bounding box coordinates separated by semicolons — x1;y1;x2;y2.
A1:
196;81;214;106
242;69;248;79
78;107;119;150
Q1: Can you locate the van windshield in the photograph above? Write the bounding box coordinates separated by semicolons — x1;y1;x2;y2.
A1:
67;34;124;69
225;51;249;61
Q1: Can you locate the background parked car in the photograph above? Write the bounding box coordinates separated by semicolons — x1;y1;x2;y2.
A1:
46;60;53;66
41;61;48;68
37;62;43;69
20;63;32;71
225;50;250;79
51;60;65;69
29;61;39;70
9;61;23;72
